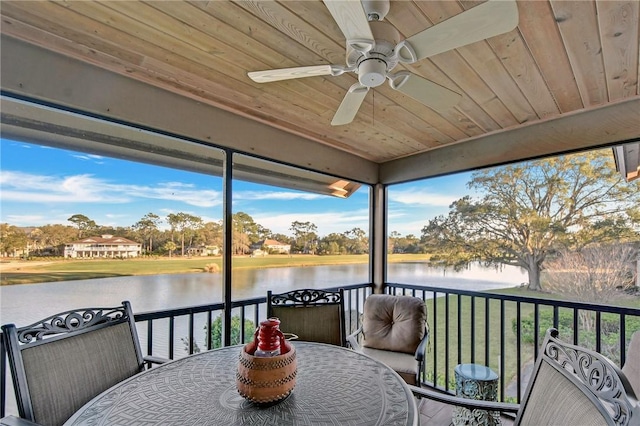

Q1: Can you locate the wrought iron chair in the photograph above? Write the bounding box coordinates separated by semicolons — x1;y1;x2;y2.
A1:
347;294;429;386
623;330;640;397
0;416;41;426
410;328;640;426
1;301;167;426
267;288;346;346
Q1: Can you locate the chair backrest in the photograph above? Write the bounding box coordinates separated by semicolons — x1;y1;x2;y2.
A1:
267;288;345;346
362;294;426;354
515;328;640;426
622;331;640;397
2;301;145;426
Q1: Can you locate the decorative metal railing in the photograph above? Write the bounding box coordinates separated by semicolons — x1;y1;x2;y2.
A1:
2;282;638;417
131;283;372;361
385;283;640;403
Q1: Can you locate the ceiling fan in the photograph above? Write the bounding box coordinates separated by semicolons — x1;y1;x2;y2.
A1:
248;0;519;126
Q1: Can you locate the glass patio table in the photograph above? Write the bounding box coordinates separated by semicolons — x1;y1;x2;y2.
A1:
63;341;418;426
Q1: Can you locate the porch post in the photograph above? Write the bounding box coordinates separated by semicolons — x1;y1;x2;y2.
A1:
371;183;386;293
222;150;233;346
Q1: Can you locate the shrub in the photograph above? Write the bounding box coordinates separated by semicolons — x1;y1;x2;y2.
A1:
514;310;640;365
182;314;256;354
203;263;220;273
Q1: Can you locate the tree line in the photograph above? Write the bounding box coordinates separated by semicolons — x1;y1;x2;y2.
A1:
0;212;370;258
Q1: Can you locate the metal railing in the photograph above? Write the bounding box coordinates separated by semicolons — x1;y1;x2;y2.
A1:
131;283;374;361
2;282;638;417
385;283;640;403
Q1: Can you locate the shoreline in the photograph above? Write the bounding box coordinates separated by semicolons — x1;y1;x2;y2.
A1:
0;254;423;286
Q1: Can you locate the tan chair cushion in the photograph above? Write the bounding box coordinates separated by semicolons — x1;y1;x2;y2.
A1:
362;294;426;355
362;346;420;386
622;331;640;397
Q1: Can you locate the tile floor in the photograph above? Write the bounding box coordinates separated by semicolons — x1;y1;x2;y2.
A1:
417;398;515;426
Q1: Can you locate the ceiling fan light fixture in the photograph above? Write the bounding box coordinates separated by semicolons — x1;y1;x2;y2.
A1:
358;58;387;87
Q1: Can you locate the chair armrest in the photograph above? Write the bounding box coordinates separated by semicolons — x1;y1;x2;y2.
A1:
408;385;520;414
414;332;429;362
144;355;170;365
0;416;43;426
346;326;363;352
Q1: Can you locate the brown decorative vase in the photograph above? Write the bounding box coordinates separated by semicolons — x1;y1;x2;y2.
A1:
236;343;297;404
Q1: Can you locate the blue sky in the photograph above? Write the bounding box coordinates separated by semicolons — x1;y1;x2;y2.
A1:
0;139;470;237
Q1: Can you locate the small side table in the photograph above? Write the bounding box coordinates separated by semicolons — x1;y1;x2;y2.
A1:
452;363;501;426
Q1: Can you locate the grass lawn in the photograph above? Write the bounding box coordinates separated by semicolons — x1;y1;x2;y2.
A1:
422;286;640;397
0;253;427;285
423;291;536;395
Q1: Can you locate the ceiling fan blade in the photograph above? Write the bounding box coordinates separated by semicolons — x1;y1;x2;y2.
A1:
389;72;461;111
323;0;375;52
397;0;519;63
248;65;338;83
331;83;369;126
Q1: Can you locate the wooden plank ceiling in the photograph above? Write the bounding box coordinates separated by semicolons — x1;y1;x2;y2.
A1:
1;0;639;166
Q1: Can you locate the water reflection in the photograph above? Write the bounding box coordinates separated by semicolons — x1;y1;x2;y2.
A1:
1;262;525;326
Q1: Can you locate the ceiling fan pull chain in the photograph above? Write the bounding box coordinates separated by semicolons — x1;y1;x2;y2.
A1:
372;90;375;126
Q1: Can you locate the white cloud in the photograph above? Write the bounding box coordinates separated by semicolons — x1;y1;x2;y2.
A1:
72;153;105;164
104;213;129;219
0;170;222;208
235;190;322;201
253;209;369;236
4;214;48;226
389;187;457;207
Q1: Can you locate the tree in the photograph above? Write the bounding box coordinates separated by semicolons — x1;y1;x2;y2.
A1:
343;227;368;254
401;234;422;254
388;231;402;254
133;213;161;253
256;224;272;242
182;315;256;353
67;214;97;238
0;224;29;257
209;315;256;349
420;150;640;291
232;230;251;255
196;221;223;248
233;212;260;244
271;233;292;245
319;233;347;254
289;221;318;254
545;244;637;308
38;224;77;255
166;212;203;256
27;228;43;254
163;241;177;258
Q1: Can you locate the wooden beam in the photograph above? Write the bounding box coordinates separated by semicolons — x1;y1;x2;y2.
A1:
380;97;640;184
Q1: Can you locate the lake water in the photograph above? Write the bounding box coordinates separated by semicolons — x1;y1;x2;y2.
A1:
1;262;526;327
0;262;526;416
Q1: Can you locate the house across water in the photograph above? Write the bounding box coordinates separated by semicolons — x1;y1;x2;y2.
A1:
64;235;142;259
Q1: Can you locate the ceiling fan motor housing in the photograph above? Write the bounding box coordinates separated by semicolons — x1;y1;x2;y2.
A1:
346;20;402;74
362;0;390;21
